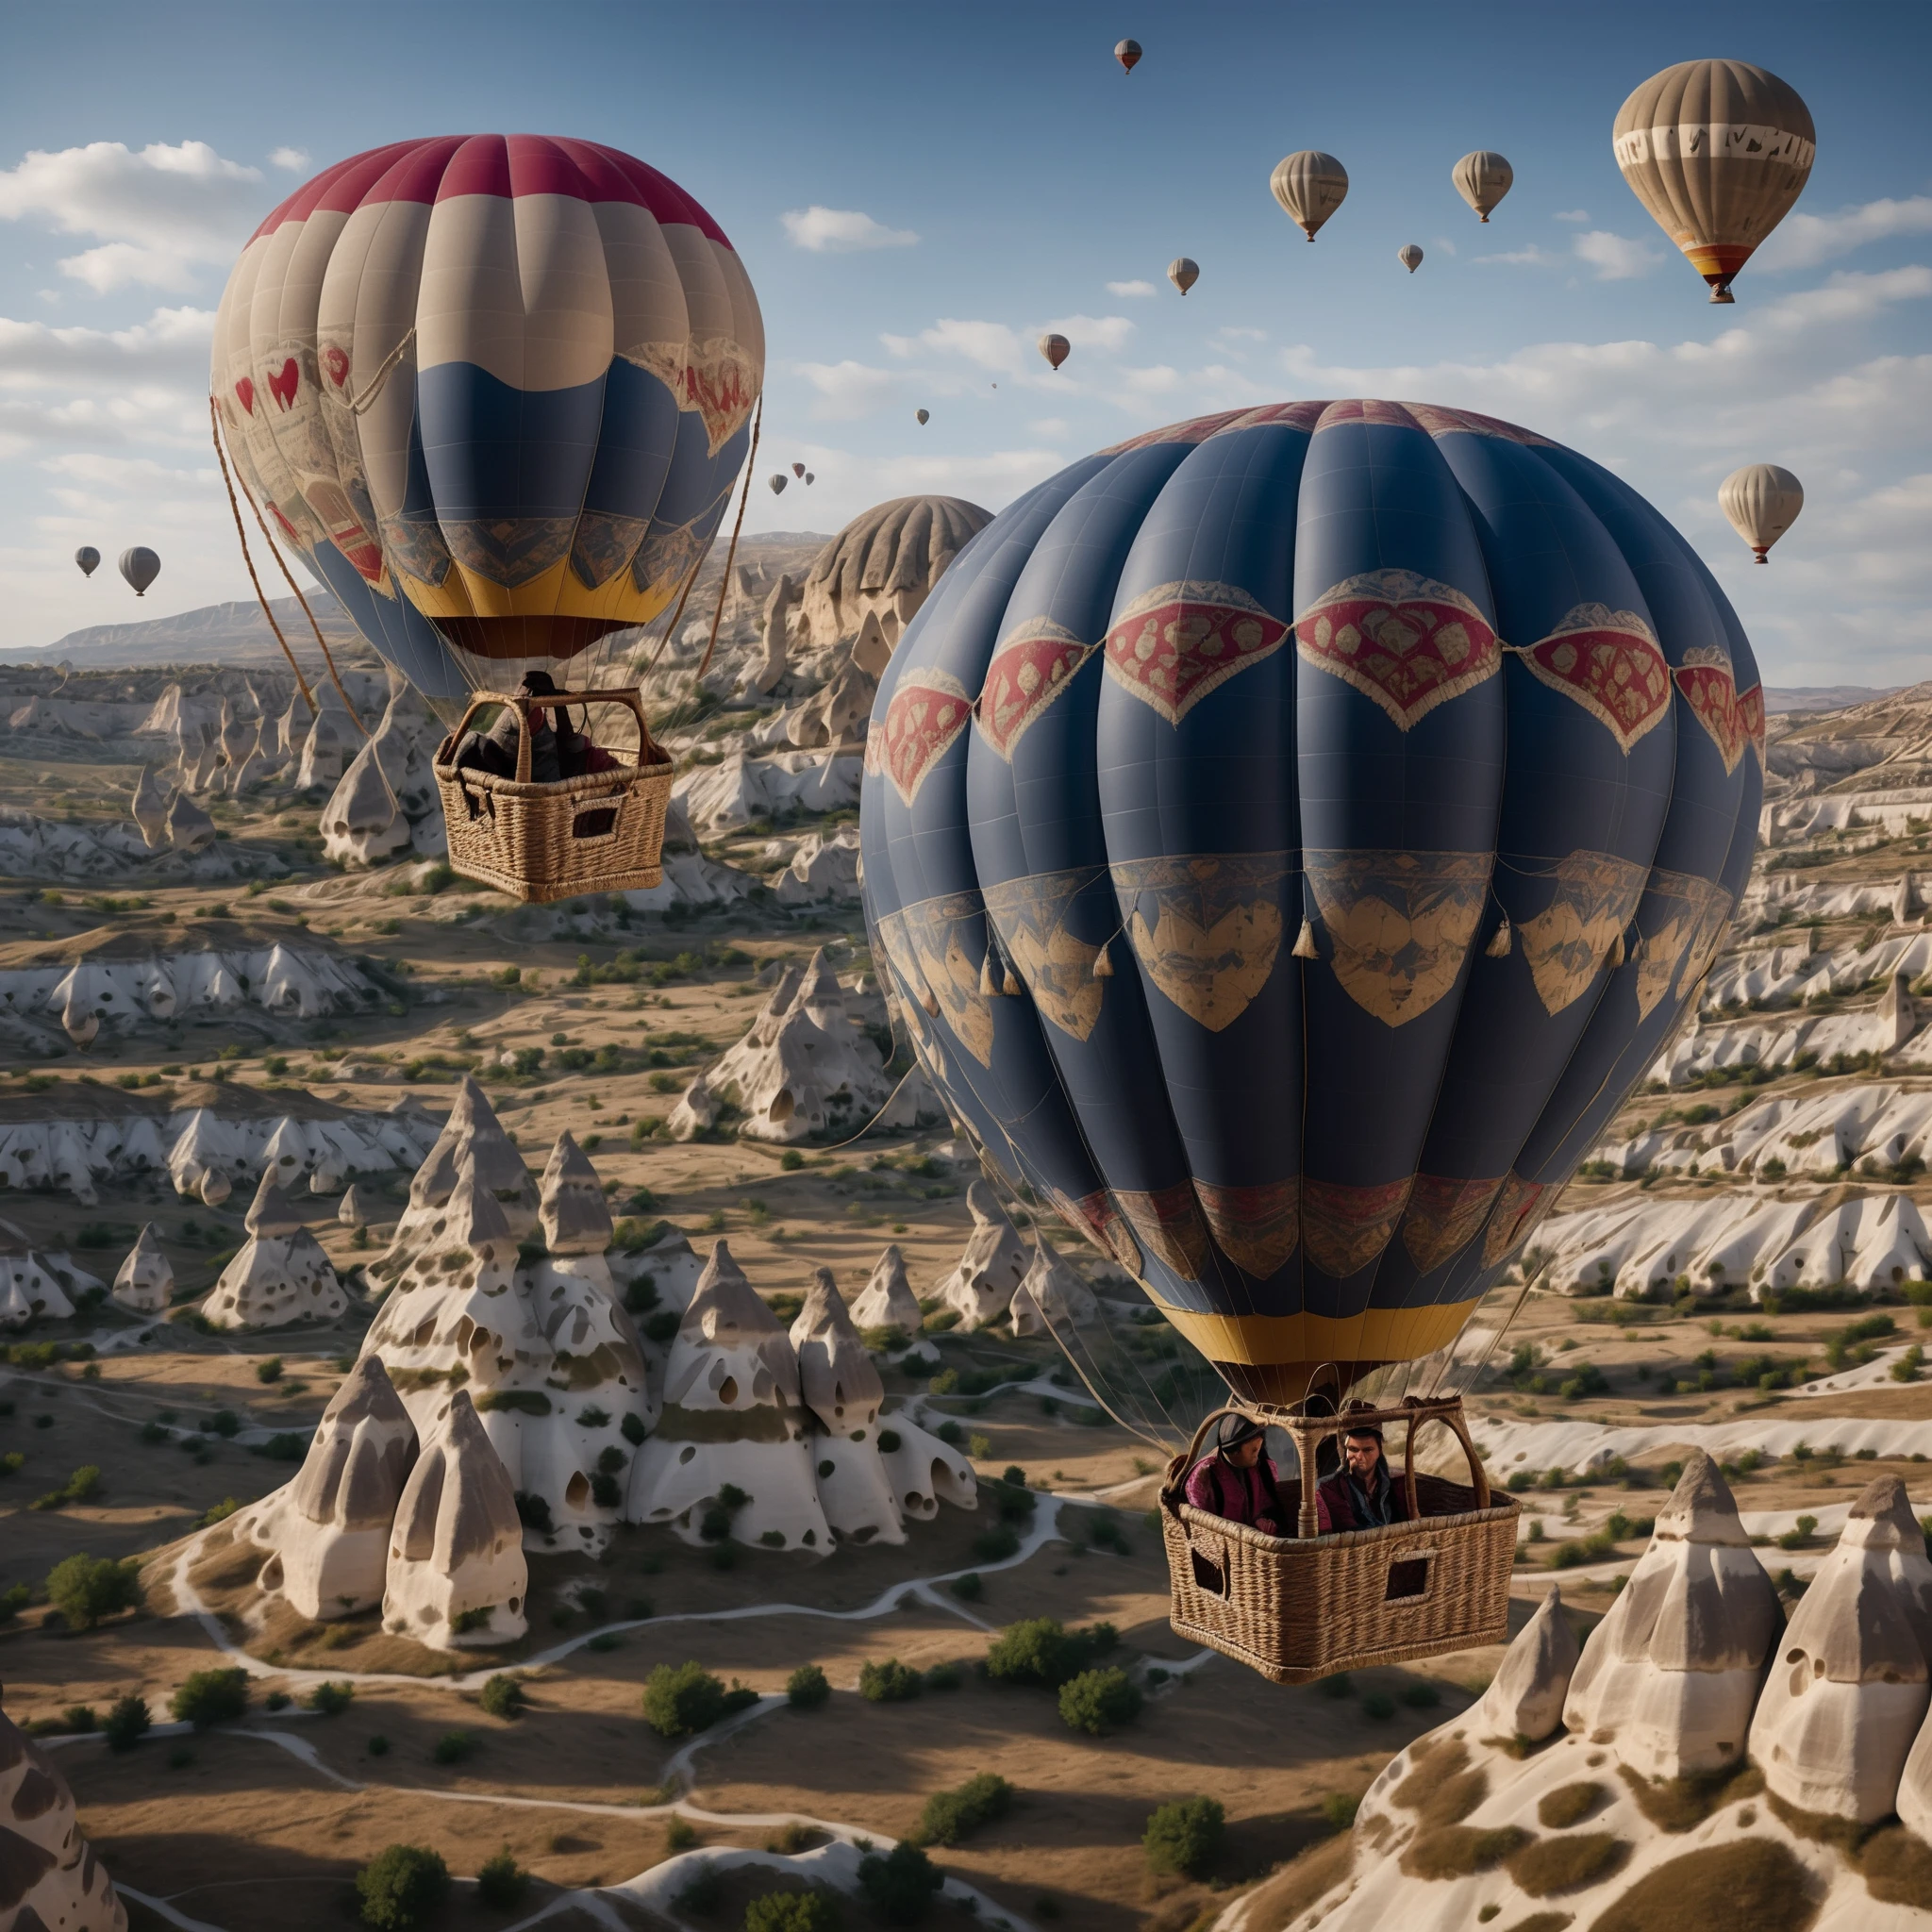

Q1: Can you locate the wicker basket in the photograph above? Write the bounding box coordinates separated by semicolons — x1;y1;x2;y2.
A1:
1159;1394;1519;1685
433;687;675;905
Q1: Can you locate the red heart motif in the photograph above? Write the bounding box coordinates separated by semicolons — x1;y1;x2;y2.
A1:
266;358;300;411
323;346;350;389
233;377;255;415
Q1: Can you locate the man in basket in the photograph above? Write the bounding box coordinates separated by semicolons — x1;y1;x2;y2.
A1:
456;670;618;782
1186;1414;1412;1538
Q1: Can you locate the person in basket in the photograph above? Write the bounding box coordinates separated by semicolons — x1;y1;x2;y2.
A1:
1315;1424;1412;1532
1184;1413;1287;1536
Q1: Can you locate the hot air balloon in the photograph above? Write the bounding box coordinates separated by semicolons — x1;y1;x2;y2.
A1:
210;136;762;709
770;474;788;494
1168;257;1199;296
1614;60;1815;303
791;462;806;479
1451;151;1513;222
805;472;815;485
1115;38;1141;74
916;408;930;426
1270;152;1348;242
1720;464;1804;562
1038;333;1071;373
119;547;160;596
74;547;100;577
1398;244;1424;274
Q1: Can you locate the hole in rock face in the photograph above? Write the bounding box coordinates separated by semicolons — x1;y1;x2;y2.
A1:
678;1446;696;1465
770;1090;795;1123
508;1597;522;1614
718;1376;739;1406
566;1473;591;1508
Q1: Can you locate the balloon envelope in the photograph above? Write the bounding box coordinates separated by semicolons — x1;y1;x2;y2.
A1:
1168;257;1200;295
1115;38;1141;72
791;462;806;479
769;474;788;494
119;547;160;596
1720;464;1804;562
1398;244;1424;273
1270;151;1348;241
1038;333;1071;372
74;547;100;577
210;135;763;702
916;408;930;425
1614;60;1815;302
1452;151;1513;222
805;472;814;485
861;398;1761;1406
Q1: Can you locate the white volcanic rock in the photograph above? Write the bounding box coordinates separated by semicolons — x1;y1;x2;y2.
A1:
322;739;411;867
674;947;892;1143
673;746;863;838
1563;1452;1782;1778
166;790;215;853
878;1415;977;1522
339;1183;382;1228
793;496;991;655
365;672;441;822
627;1240;830;1553
791;1267;901;1545
130;766;169;849
254;1357;419;1621
851;1243;921;1335
1474;1584;1579;1743
385;1076;538;1249
0;1221;83;1327
540;1131;612;1254
933;1180;1031;1330
202;1174;347;1329
276;691;309;758
613;1226;707;1312
773;823;862;905
743;573;799;695
666;1071;718;1139
111;1223;173;1313
1008;1232;1098;1337
1750;1474;1932;1822
381;1387;528;1650
0;1706;128;1930
296;708;345;790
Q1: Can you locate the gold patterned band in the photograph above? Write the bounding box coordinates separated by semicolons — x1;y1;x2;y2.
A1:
1149;1299;1481;1385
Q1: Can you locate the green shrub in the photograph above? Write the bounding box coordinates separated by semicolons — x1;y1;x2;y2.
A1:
355;1843;450;1929
432;1731;475;1765
859;1657;923;1703
475;1846;528;1907
949;1573;983;1603
857;1840;944;1924
744;1892;841;1932
971;1524;1020;1562
61;1705;97;1733
787;1663;830;1709
170;1669;248;1728
308;1680;353;1717
479;1674;525;1720
103;1694;151;1753
0;1583;29;1624
31;1463;103;1511
1058;1667;1143;1737
643;1660;729;1738
984;1617;1118;1690
916;1772;1013;1846
1144;1795;1225;1878
1361;1690;1396;1721
256;1357;283;1384
45;1554;142;1630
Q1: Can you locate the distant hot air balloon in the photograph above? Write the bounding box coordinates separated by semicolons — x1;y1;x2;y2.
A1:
74;547;100;578
791;462;806;479
1270;151;1349;242
770;474;788;495
1452;151;1514;222
119;547;160;596
916;408;931;425
1720;464;1804;563
1039;333;1071;373
1168;257;1200;296
805;472;815;485
1115;39;1141;74
1398;244;1424;274
1614;60;1815;303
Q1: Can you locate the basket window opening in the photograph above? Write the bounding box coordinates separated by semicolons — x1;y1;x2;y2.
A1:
573;807;619;841
1191;1548;1227;1597
1384;1556;1431;1602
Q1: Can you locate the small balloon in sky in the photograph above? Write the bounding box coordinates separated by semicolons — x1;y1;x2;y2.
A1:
1038;333;1071;372
791;461;805;479
1398;243;1424;274
1270;151;1348;241
74;546;100;577
1115;38;1141;73
1720;463;1805;562
1452;151;1513;222
769;474;788;495
1168;257;1199;295
119;546;160;595
805;472;815;485
916;408;930;425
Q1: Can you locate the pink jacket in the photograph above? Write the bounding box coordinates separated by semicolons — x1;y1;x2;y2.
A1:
1184;1455;1285;1534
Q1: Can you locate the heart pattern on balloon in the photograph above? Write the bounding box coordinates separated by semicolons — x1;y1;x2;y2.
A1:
1295;568;1499;730
880;669;973;807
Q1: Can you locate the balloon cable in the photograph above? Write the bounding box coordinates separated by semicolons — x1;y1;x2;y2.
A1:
208;397;321;722
691;395;763;690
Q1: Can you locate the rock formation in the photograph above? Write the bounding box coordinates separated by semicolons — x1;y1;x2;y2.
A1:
851;1243;921;1335
339;1182;382;1228
110;1223;173;1313
791;1267;901;1544
1008;1232;1098;1337
744;574;799;695
165;789;215;853
130;765;169;848
932;1181;1031;1330
252;1357;419;1620
793;496;991;656
0;1222;86;1326
321;739;410;867
1475;1584;1580;1742
202;1171;348;1329
296;708;345;791
381;1387;528;1649
0;1706;127;1929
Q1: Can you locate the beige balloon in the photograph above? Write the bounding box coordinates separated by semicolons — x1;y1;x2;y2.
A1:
1613;59;1815;303
1168;256;1200;295
1719;464;1804;563
1452;150;1513;222
1270;151;1348;241
1038;332;1071;372
1398;244;1424;274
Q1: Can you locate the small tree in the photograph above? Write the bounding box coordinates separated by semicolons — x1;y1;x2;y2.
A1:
308;1681;354;1717
744;1891;842;1932
475;1846;528;1907
1143;1795;1225;1879
103;1694;151;1753
1058;1667;1142;1737
984;1617;1117;1690
858;1657;922;1704
44;1554;141;1630
643;1660;728;1738
786;1663;830;1709
915;1772;1013;1847
857;1841;943;1924
169;1669;248;1729
355;1843;450;1929
479;1674;525;1720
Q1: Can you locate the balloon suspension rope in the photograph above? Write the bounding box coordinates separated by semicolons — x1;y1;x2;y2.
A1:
690;395;763;691
209;399;368;737
208;398;320;721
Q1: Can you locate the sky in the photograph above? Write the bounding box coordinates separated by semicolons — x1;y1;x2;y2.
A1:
1;0;1928;685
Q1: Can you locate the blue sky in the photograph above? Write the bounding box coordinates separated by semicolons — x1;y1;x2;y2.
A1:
2;0;1928;683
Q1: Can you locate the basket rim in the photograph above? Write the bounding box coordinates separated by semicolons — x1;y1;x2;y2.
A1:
1164;1491;1520;1552
433;753;675;798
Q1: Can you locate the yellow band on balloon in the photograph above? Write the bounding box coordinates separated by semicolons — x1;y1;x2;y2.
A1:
1149;1299;1481;1371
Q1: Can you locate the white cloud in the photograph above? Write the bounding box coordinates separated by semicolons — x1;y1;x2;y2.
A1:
1478;243;1560;268
781;206;918;253
1759;266;1932;331
1216;325;1266;342
1120;364;1179;396
268;147;310;174
1554;208;1591;224
1432;237;1457;258
1107;279;1157;297
1041;313;1136;352
1572;230;1663;280
0;142;264;291
1754;195;1932;273
0;305;214;386
793;358;900;421
883;318;1024;374
1028;417;1069;438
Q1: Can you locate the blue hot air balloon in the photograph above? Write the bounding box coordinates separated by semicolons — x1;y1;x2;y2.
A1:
861;400;1761;1408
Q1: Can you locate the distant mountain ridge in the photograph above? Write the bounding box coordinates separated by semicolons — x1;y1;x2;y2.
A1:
1765;686;1903;714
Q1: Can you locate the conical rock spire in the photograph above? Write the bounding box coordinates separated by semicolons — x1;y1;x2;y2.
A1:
1476;1585;1579;1743
541;1130;613;1255
0;1707;128;1929
1009;1231;1098;1337
934;1180;1030;1329
111;1222;172;1313
851;1243;921;1334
